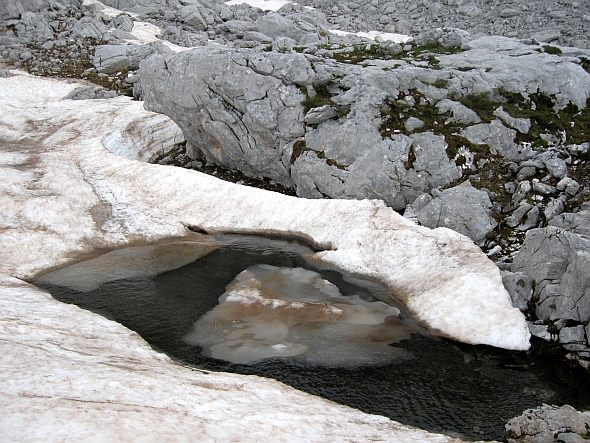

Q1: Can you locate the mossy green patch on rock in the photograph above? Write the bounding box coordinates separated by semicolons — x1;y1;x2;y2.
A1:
542;45;562;55
380;89;486;162
300;83;335;113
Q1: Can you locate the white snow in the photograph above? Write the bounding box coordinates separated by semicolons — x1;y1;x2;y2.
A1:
330;29;412;44
82;0;136;17
129;21;195;53
0;71;522;442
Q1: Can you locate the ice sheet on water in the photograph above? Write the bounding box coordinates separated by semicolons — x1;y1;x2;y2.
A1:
185;264;421;367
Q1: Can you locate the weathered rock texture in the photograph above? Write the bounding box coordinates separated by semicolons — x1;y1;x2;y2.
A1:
512;204;590;368
138;36;590;220
505;404;590;443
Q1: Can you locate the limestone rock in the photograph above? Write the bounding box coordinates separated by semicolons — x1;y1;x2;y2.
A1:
549;205;590;236
14;11;54;43
404;117;424;132
544;198;566;222
63;86;117;100
410;132;462;189
502;271;534;313
93;44;160;74
512;227;590;285
304;105;337;125
70;16;108;40
460;119;521;160
435;99;481;125
556;177;581;196
532;179;557;195
505;405;589;442
416;181;497;242
493;106;531;134
545;158;568;179
555;251;590;323
506;202;534;228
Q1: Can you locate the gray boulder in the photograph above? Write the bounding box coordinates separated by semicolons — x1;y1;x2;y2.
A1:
506;202;534;228
550;204;590;236
139;46;310;187
63;86;118;100
556;251;590;323
512;227;590;286
416;180;497;242
435;99;481;125
255;12;304;41
93;43;161;73
460;119;521;160
545;158;568;179
404;117;424;132
556;177;581;197
1;0;82;20
303;105;337;125
70;16;108;40
505;405;589;443
414;28;471;48
410;132;462;189
98;0;168;13
512;223;590;323
493;106;531;134
502;271;534;313
14;11;54;43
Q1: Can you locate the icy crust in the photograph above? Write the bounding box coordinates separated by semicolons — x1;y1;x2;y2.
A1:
0;72;529;351
184;264;418;366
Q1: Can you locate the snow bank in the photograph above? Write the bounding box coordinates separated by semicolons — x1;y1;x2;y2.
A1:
0;71;523;441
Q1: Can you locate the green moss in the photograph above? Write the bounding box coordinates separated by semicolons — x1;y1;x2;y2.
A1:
300;83;335;113
458;93;497;122
543;45;562;55
380;89;485;163
301;94;331;113
332;43;385;64
533;138;549;148
337;105;351;118
410;44;465;56
433;78;449;88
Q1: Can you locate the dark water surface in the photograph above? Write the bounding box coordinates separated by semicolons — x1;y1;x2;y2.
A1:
36;235;590;441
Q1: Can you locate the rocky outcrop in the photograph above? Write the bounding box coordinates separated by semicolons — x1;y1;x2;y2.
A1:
138;35;590;216
505;405;590;443
413;181;497;243
511;204;590;368
296;0;590;50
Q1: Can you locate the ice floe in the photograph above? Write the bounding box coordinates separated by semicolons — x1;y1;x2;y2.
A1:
185;264;419;366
